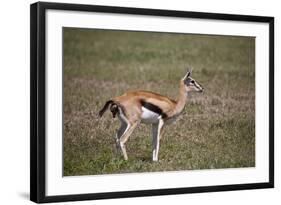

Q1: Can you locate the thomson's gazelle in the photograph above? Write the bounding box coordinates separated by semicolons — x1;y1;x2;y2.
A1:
99;70;204;161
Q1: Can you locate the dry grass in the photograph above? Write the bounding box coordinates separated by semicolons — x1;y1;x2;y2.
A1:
63;28;255;176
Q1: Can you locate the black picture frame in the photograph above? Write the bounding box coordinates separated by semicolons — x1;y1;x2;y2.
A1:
30;1;274;203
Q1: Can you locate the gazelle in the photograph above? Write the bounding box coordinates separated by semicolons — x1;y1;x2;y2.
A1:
99;70;204;161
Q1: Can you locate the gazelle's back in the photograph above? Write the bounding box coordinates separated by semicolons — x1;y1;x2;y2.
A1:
114;90;176;109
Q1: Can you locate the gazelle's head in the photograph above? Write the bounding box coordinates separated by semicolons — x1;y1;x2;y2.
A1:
182;69;204;93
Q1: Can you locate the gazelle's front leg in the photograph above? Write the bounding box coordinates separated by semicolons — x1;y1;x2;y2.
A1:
152;119;164;161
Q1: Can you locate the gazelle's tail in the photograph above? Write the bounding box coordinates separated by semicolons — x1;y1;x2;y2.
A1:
98;100;114;117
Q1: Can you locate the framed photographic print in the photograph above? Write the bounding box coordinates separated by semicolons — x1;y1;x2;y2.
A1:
30;1;274;203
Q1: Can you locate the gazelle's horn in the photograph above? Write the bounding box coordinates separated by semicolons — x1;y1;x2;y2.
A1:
185;67;192;78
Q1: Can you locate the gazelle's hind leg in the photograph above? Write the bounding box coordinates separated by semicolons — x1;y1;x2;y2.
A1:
119;122;138;160
152;119;164;161
115;120;127;151
115;107;139;160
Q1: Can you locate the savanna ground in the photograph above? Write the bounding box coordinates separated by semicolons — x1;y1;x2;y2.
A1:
63;28;255;176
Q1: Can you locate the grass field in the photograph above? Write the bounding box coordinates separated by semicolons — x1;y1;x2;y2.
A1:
63;28;255;176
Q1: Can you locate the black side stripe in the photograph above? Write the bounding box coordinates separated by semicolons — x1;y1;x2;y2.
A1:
140;100;167;118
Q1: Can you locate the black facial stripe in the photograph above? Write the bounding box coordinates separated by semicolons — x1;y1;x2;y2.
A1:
140;100;167;118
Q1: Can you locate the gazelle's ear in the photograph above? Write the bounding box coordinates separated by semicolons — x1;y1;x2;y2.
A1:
182;67;192;80
188;67;193;76
185;68;192;78
182;72;189;80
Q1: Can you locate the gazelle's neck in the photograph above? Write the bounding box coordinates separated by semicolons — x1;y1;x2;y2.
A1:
174;81;188;115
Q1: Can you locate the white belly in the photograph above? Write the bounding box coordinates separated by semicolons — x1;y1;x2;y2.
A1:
141;107;160;124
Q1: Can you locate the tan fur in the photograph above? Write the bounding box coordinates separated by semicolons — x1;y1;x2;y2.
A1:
112;80;190;123
113;90;176;123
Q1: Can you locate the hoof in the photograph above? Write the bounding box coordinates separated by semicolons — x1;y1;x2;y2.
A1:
152;158;158;162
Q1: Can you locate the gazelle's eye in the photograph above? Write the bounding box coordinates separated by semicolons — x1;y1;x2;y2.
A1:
191;80;195;84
